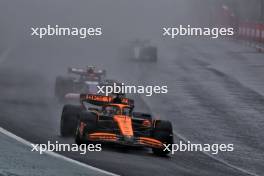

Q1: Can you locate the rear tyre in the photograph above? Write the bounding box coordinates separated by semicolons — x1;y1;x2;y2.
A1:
60;105;82;137
55;76;73;102
141;46;157;62
152;120;173;156
147;46;157;62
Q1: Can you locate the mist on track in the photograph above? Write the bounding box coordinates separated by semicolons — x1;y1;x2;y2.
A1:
0;0;215;79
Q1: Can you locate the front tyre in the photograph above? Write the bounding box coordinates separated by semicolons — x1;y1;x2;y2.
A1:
60;105;82;137
152;120;173;156
75;121;83;145
75;112;97;145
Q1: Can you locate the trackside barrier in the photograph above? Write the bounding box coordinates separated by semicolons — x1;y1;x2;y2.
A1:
237;21;264;52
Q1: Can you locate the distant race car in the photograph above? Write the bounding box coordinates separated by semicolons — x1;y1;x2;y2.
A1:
60;93;173;155
121;39;158;62
55;66;106;102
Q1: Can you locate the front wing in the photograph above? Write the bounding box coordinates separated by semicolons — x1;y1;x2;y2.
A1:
86;132;164;149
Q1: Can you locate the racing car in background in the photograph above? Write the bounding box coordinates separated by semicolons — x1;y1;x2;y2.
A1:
120;39;158;62
55;66;107;102
60;93;173;155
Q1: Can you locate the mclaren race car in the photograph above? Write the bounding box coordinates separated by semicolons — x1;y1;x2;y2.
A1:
60;93;173;155
55;66;106;102
120;39;158;62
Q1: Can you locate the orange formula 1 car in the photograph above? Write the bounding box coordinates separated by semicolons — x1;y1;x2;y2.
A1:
60;93;173;155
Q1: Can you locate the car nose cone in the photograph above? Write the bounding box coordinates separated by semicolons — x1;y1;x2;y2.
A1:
124;136;134;143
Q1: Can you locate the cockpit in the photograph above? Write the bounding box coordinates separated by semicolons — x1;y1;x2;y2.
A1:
101;105;132;116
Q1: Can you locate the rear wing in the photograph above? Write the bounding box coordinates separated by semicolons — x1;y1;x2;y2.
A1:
65;93;134;107
68;67;106;76
81;94;134;107
68;67;85;75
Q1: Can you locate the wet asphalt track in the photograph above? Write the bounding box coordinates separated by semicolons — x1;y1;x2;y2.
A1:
1;39;264;176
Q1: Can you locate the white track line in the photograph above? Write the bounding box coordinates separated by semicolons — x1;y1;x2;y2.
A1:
173;131;259;176
0;127;119;176
140;96;259;176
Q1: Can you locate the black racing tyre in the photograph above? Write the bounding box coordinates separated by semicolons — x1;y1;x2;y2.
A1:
75;112;97;145
141;46;157;62
152;120;173;156
75;120;83;146
79;112;97;133
60;104;82;137
147;46;157;62
55;76;73;102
